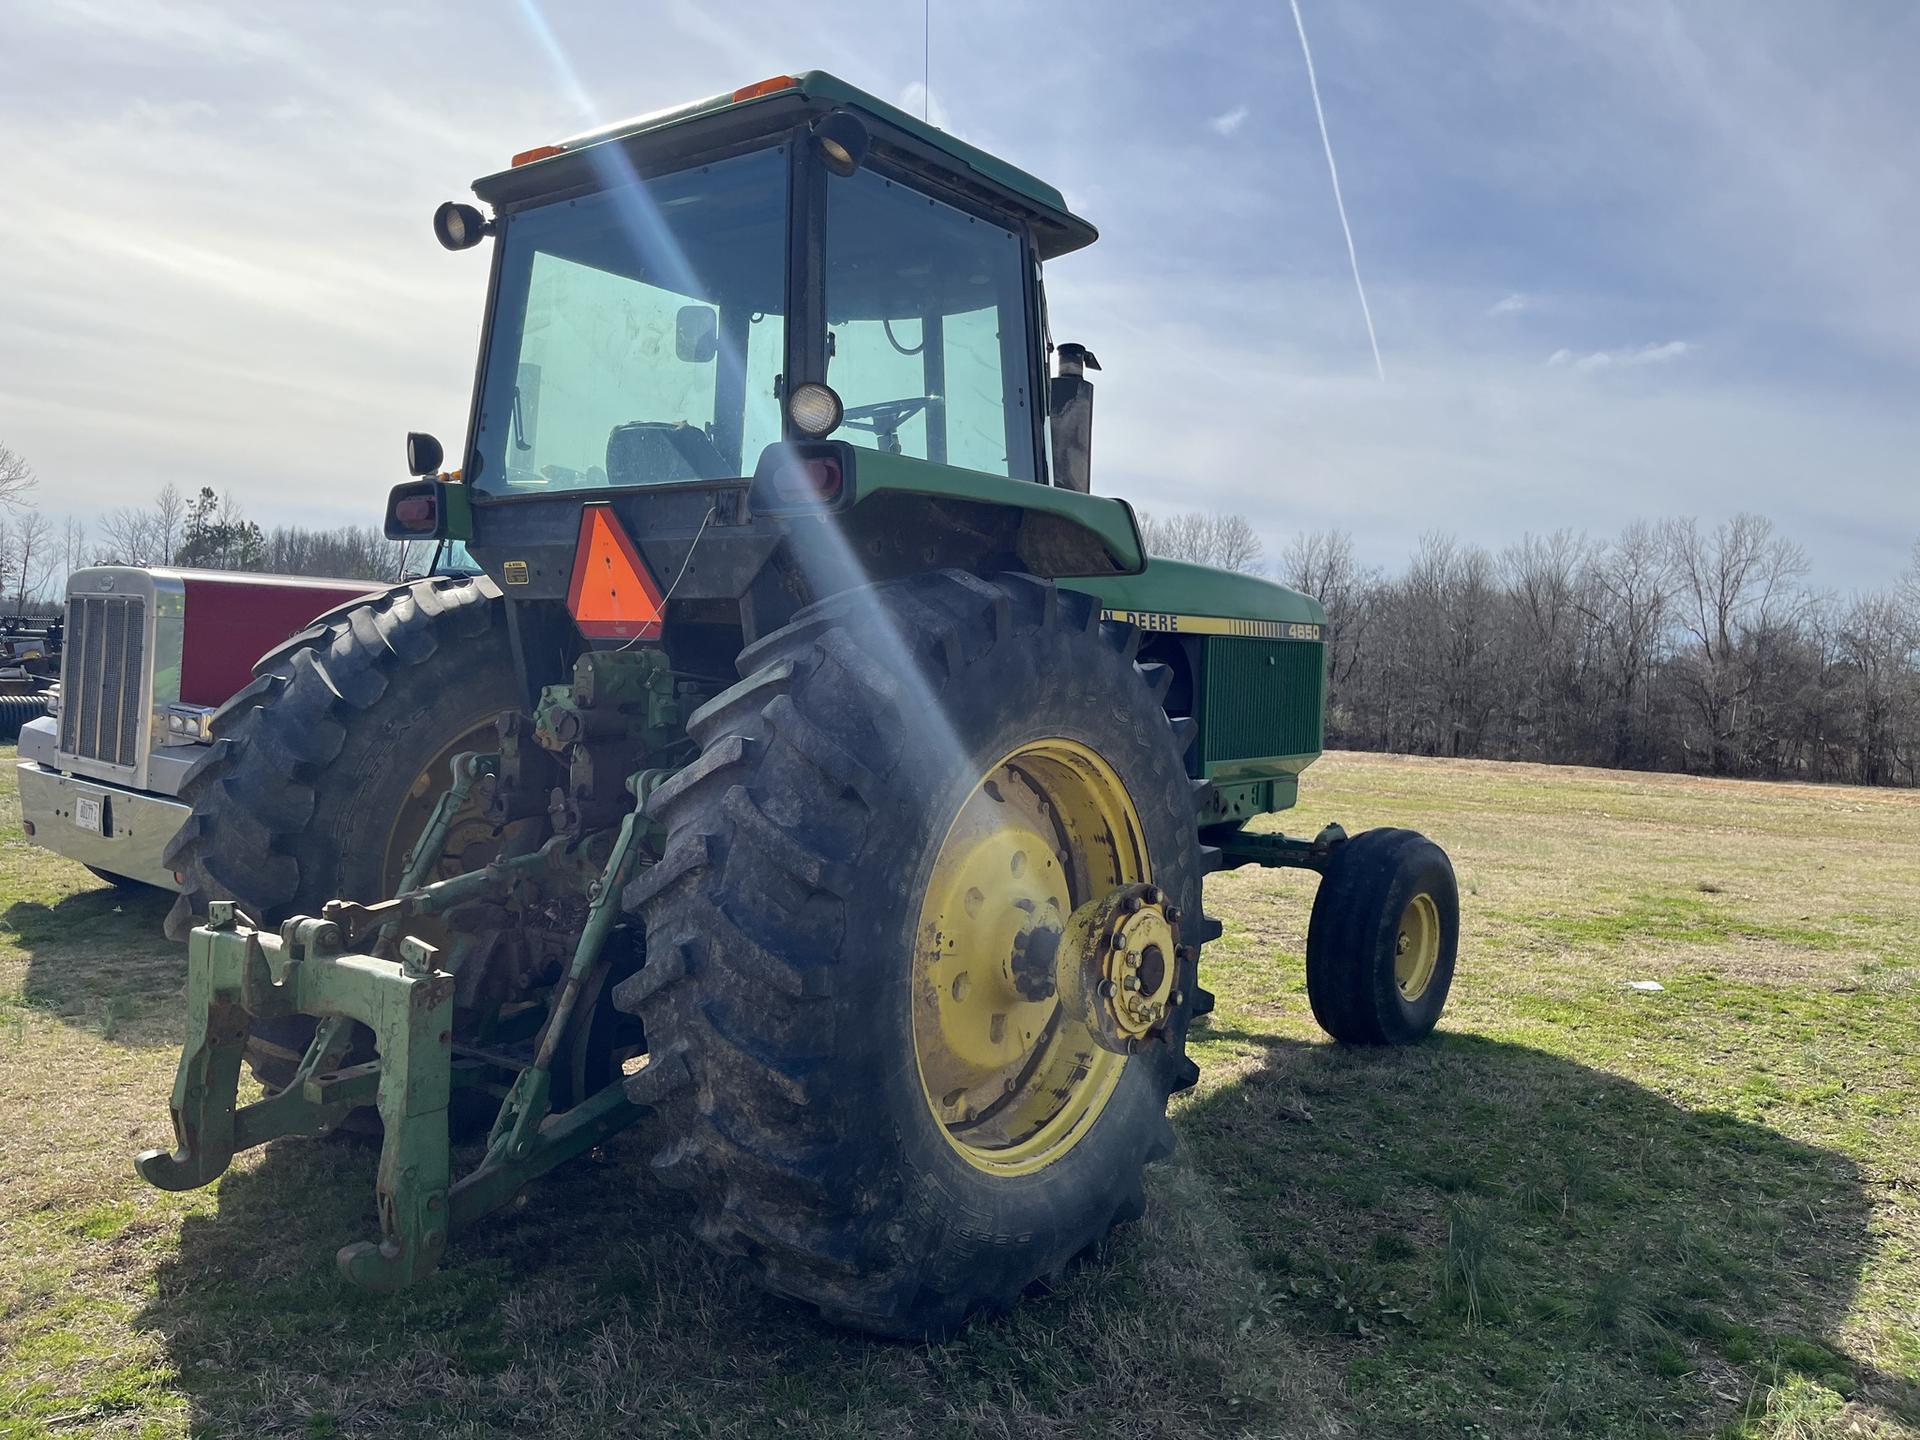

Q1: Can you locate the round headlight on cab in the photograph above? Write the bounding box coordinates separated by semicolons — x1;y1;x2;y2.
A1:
787;382;844;438
433;201;490;251
811;111;871;178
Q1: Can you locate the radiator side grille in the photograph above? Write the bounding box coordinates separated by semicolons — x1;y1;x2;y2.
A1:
1200;636;1326;763
59;595;148;768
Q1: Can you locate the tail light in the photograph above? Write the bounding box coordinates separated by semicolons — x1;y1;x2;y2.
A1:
769;456;843;505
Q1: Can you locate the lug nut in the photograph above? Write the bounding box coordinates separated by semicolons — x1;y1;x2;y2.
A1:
1164;906;1182;925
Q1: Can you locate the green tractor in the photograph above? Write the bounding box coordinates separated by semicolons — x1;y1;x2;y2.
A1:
144;72;1459;1337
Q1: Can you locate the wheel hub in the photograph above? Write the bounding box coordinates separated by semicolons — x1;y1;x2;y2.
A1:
1394;892;1441;1000
1057;882;1184;1053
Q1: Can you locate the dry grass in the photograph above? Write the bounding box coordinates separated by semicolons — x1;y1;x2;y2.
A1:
1;748;1916;1438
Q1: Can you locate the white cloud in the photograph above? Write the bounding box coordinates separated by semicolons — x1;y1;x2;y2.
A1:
1488;292;1529;317
1547;340;1693;372
1058;275;1913;588
1209;104;1250;137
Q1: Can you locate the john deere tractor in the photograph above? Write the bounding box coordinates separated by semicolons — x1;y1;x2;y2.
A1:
146;72;1459;1336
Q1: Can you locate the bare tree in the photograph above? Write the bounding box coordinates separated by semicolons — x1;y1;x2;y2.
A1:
1137;511;1265;573
59;517;88;587
1500;531;1594;757
1662;514;1809;774
1279;529;1359;612
1276;514;1913;788
1279;529;1376;726
260;523;408;581
9;511;52;613
96;507;163;566
1834;593;1911;785
1582;520;1671;767
0;443;35;511
154;483;185;564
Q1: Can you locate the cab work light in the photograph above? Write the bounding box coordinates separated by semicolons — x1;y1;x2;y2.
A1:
567;505;665;640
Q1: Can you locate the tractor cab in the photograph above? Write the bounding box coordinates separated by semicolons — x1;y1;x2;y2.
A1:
405;73;1100;497
388;73;1129;679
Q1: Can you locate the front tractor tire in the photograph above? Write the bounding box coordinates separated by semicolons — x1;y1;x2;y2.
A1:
621;571;1212;1337
1305;827;1459;1046
163;575;514;1089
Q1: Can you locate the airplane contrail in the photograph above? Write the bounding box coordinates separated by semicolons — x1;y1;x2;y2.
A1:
1289;0;1385;381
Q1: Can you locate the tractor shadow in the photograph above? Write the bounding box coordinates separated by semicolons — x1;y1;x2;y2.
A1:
1177;1021;1914;1435
6;878;179;1046
127;1024;1909;1438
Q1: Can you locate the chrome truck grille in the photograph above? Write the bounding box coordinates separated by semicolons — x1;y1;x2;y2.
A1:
59;594;148;768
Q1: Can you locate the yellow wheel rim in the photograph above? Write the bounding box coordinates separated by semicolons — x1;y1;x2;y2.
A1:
912;738;1147;1176
1394;892;1441;1001
379;713;504;895
378;714;512;956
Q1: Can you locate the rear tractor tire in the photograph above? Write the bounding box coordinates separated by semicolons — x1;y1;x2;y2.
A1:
162;575;515;1094
622;570;1213;1337
1305;827;1459;1046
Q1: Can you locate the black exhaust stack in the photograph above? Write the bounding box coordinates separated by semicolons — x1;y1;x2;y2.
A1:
1048;343;1100;493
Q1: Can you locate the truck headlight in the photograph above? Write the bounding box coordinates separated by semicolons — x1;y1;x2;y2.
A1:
165;706;215;743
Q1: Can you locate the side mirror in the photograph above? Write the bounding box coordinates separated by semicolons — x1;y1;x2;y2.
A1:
384;479;472;541
406;431;444;477
675;306;718;363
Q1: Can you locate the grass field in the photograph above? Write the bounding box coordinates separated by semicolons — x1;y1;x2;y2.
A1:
2;746;1916;1439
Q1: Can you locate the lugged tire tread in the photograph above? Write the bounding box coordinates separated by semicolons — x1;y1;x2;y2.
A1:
161;574;509;1089
1305;828;1456;1046
621;570;1219;1337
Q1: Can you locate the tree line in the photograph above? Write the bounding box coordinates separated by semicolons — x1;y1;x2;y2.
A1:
0;447;408;611
9;441;1917;788
1144;507;1920;789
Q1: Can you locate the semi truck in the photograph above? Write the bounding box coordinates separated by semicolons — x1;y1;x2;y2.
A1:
14;566;384;889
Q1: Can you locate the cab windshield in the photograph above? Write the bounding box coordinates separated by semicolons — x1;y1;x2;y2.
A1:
470;146;789;496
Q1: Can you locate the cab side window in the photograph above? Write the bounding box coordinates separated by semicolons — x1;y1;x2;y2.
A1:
822;171;1036;480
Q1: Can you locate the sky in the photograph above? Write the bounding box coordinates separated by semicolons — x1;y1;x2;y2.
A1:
2;0;1917;589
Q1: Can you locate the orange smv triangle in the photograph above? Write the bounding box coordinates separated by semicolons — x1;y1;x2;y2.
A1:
566;505;665;640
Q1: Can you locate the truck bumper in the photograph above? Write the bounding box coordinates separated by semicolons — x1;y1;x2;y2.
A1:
15;760;187;891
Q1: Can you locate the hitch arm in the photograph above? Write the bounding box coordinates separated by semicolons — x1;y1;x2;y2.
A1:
1213;823;1349;873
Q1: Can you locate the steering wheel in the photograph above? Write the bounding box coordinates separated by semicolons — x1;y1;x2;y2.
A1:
842;396;931;454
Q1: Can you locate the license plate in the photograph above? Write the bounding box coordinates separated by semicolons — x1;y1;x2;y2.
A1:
75;794;103;835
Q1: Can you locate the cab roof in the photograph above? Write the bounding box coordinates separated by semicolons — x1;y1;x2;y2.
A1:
472;70;1099;260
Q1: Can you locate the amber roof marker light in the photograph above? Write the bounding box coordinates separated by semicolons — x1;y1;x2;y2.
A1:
731;75;798;103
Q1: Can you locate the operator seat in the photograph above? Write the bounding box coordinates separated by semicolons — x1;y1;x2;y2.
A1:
606;421;730;486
